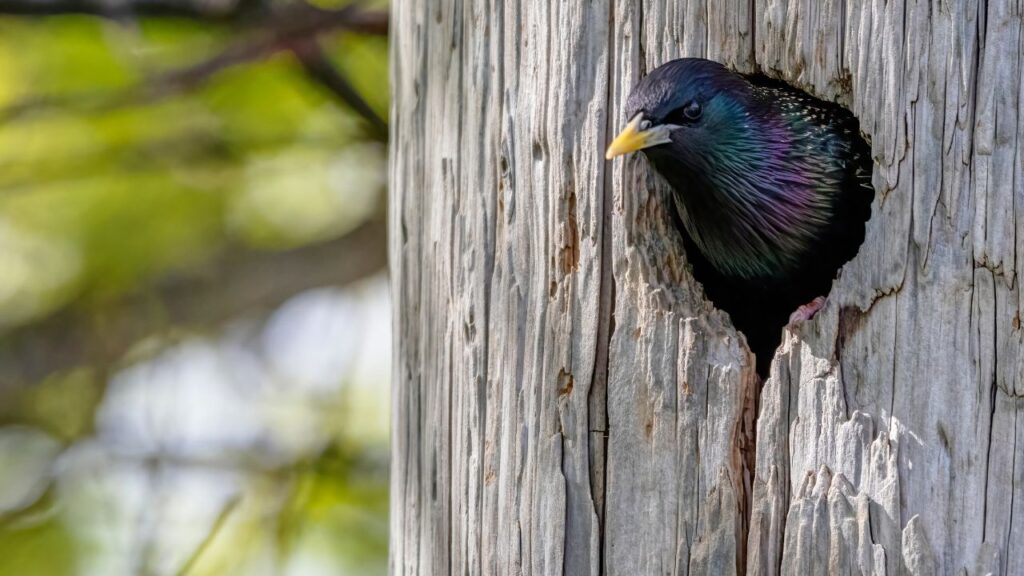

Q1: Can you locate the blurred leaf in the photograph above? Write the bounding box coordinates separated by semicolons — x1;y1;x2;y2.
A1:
229;143;382;248
0;18;137;97
198;54;357;149
0;370;102;440
134;19;231;71
2;172;224;301
0;219;81;326
277;450;388;575
0;426;62;516
0;516;77;575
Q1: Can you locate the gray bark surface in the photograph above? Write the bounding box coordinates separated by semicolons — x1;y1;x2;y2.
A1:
389;0;1024;574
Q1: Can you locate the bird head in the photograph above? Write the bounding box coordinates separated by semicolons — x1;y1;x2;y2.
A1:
604;58;822;280
605;58;756;173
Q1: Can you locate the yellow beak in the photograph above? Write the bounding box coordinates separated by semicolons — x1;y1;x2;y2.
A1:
605;113;673;159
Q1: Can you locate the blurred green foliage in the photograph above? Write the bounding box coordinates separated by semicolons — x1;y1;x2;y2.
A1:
0;6;390;575
0;13;387;322
1;369;103;440
0;514;78;576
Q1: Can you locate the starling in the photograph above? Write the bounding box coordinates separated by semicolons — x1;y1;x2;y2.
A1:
606;58;873;377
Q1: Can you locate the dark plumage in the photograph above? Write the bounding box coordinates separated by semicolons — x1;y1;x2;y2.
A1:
607;58;874;377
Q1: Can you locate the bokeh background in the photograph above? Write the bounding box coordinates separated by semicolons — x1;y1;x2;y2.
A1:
0;1;391;574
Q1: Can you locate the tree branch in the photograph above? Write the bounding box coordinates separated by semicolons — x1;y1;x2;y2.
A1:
291;39;388;143
0;0;253;18
0;0;387;29
0;217;388;391
0;4;389;130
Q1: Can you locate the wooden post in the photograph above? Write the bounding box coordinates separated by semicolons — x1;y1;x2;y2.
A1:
389;0;1024;574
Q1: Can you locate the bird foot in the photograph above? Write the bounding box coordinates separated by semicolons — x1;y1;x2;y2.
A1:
788;296;827;325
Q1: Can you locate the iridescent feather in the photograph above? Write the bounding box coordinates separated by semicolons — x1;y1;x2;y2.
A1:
621;58;874;376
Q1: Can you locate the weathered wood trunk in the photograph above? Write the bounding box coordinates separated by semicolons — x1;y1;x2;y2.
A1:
389;0;1023;574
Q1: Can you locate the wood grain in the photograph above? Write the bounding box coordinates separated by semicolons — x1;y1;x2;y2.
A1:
390;0;1024;574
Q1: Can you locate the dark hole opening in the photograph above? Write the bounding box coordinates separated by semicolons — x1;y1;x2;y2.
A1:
670;75;875;379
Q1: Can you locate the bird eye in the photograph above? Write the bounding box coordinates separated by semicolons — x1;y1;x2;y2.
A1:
682;100;702;120
639;119;652;130
664;100;703;125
